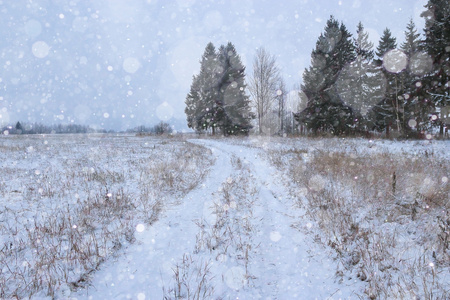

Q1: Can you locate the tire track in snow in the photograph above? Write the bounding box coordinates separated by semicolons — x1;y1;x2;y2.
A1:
198;139;363;299
73;140;235;299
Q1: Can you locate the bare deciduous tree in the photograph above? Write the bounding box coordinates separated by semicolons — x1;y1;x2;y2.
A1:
248;48;280;134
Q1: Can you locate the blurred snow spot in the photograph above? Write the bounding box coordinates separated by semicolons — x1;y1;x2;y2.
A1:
32;41;50;58
224;266;246;290
270;231;282;242
383;49;407;73
79;56;88;65
408;119;417;128
156;102;174;121
136;224;145;232
24;19;42;37
203;10;223;32
0;110;9;123
103;112;110;118
308;174;326;192
137;292;146;300
107;66;113;71
56;283;71;297
176;0;196;7
59;13;65;19
74;105;92;123
409;52;433;76
415;81;422;88
315;18;322;22
72;17;88;32
123;57;141;73
442;176;448;184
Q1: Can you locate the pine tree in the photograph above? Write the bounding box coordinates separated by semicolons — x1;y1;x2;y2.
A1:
185;42;252;135
375;28;397;65
197;42;220;133
354;21;374;61
421;0;450;135
336;22;384;125
369;28;399;135
401;18;421;55
298;16;355;135
398;19;431;136
216;42;253;135
185;75;202;131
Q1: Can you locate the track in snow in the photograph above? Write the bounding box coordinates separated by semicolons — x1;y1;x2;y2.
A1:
73;139;362;299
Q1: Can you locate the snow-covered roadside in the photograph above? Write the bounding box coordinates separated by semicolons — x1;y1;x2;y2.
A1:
74;138;364;299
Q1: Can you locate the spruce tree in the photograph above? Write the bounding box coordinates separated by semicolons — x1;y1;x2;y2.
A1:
185;42;252;135
354;21;374;61
216;42;253;135
336;22;384;126
375;28;397;65
298;16;355;135
421;0;450;135
185;75;202;131
401;18;421;55
197;42;220;133
399;19;431;136
369;28;399;135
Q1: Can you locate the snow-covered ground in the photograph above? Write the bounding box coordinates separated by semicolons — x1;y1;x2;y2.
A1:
1;134;448;299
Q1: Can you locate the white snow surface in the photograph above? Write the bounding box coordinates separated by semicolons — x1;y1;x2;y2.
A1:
73;138;364;299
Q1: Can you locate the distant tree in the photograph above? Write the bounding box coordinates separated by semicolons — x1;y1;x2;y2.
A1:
153;121;172;135
298;16;356;135
15;121;23;134
248;47;280;134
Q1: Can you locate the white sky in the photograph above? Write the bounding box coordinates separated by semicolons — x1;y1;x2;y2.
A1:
0;0;428;131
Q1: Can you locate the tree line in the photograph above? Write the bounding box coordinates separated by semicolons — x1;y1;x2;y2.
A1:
186;0;449;138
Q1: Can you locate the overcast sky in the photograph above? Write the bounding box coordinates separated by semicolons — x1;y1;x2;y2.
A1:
0;0;428;131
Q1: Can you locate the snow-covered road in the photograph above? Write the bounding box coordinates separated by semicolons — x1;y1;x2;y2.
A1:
73;139;363;299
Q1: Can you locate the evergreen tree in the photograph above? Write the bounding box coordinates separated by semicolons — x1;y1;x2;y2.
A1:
369;28;399;135
198;42;220;133
184;75;202;131
336;22;384;125
216;42;253;135
421;0;450;135
399;19;432;136
401;18;421;55
298;16;356;135
185;42;252;135
354;21;374;61
375;28;397;65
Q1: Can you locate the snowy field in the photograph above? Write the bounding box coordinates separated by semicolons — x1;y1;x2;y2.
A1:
1;134;449;299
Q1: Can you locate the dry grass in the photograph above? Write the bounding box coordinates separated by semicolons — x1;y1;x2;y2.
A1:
268;141;449;299
0;134;213;299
